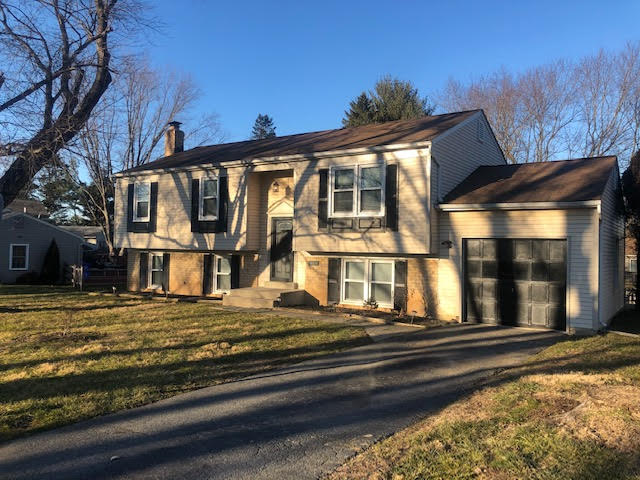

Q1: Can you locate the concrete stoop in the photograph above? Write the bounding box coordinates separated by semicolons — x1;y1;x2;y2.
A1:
222;287;305;308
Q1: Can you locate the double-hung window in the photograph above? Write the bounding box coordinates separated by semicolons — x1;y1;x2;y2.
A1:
330;165;384;217
133;182;151;222
214;255;231;292
199;177;219;220
341;258;394;307
9;244;29;270
149;253;164;288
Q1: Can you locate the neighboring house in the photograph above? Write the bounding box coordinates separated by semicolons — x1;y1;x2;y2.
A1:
113;110;624;333
61;226;108;250
0;212;85;283
3;198;49;219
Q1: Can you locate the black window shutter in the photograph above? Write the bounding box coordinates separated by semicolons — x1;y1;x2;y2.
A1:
149;182;158;232
203;254;213;295
191;179;200;233
318;169;329;231
217;176;229;233
231;254;240;289
127;184;135;232
162;253;170;292
139;252;148;290
327;257;341;304
394;260;408;312
385;164;398;231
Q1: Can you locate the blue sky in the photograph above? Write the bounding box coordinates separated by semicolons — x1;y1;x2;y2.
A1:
147;0;640;143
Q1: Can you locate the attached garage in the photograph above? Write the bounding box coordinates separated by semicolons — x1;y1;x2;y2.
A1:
464;238;566;330
437;156;625;334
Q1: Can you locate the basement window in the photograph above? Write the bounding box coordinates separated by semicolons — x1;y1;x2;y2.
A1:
199;177;219;220
148;253;164;289
215;255;231;292
341;258;394;307
329;165;385;218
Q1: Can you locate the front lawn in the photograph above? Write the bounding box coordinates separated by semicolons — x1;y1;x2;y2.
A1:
0;286;369;442
329;333;640;480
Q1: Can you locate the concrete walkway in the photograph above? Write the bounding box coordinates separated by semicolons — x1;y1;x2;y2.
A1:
0;323;560;480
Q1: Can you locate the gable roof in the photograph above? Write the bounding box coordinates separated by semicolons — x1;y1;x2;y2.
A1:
3;198;48;217
442;156;618;205
121;110;480;175
1;212;87;242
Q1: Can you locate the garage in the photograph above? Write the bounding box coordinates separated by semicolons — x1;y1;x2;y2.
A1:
464;238;566;330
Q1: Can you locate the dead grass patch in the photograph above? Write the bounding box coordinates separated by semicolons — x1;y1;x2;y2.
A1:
329;334;640;480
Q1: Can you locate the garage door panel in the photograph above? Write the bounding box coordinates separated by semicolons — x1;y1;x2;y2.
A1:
464;238;566;331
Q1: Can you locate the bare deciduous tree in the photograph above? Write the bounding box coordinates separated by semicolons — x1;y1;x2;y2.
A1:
0;0;150;210
63;59;224;255
440;42;640;165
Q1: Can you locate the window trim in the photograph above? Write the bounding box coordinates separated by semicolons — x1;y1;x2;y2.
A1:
328;164;386;218
340;258;395;308
133;181;151;222
213;254;232;293
9;243;29;271
199;175;219;221
148;252;164;289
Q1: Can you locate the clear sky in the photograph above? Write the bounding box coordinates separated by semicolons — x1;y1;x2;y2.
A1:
146;0;640;143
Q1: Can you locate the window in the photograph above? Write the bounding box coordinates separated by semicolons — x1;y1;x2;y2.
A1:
133;182;150;222
628;255;638;273
199;177;219;220
215;255;231;292
341;258;394;307
9;244;28;270
329;165;385;217
149;253;164;288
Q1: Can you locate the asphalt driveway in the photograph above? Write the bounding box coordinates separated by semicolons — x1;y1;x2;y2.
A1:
0;323;560;479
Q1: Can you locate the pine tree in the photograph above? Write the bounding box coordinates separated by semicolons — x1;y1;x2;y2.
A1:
342;93;375;127
251;114;276;140
40;239;61;284
342;76;434;127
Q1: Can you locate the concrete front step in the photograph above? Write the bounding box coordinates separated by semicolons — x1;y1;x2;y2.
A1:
222;287;306;308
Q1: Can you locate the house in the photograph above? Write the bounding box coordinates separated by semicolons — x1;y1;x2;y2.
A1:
3;198;49;219
0;212;86;283
113;110;624;333
60;225;108;250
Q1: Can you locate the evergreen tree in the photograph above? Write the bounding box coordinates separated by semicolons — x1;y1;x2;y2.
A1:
623;150;640;310
251;114;277;139
341;93;375;127
40;239;61;284
342;76;434;127
37;166;85;224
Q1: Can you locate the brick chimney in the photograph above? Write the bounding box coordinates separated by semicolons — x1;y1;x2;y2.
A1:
164;121;184;156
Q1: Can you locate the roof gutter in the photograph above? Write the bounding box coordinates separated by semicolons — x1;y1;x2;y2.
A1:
438;200;601;211
114;141;432;178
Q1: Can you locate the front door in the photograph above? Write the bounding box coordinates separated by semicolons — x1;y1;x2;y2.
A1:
270;218;293;282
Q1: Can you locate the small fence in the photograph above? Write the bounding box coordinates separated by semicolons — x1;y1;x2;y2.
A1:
68;265;127;291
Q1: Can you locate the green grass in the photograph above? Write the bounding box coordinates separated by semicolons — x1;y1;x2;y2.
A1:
330;333;640;480
0;285;369;442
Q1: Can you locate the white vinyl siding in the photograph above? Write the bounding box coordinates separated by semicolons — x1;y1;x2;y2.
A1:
431;112;505;199
437;208;598;331
598;167;625;326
